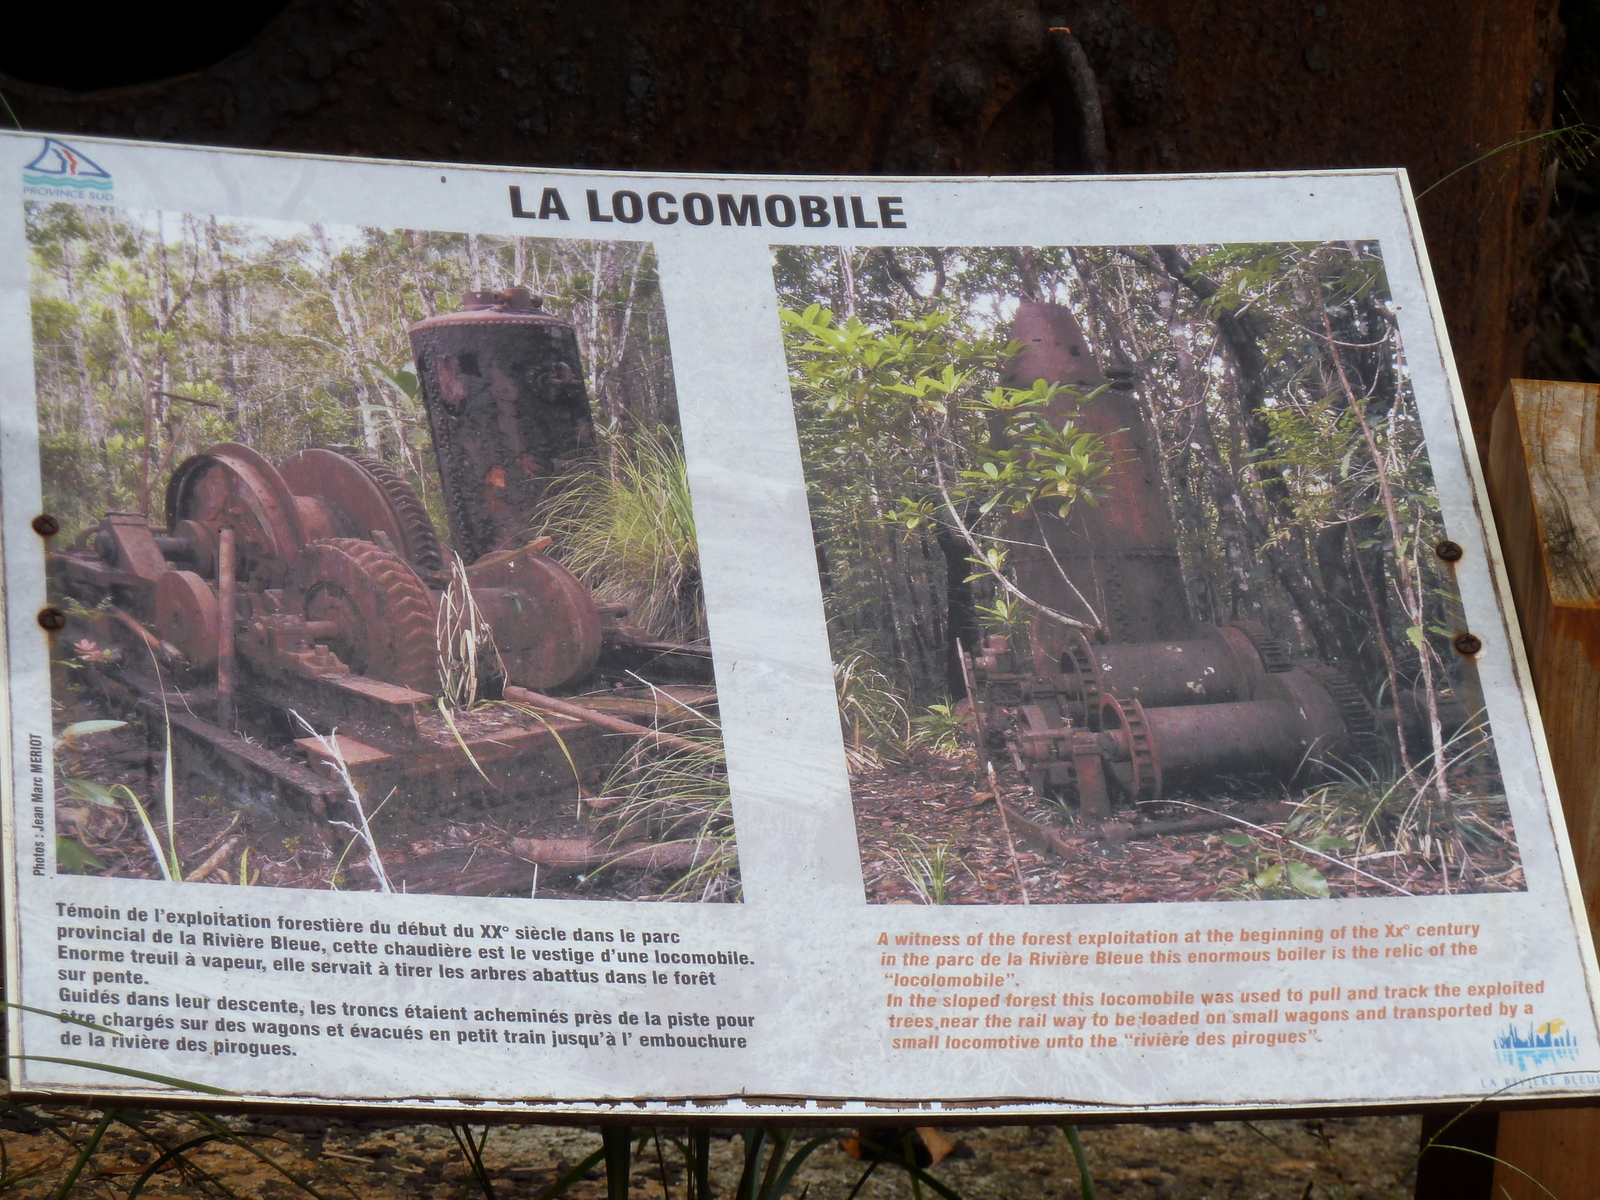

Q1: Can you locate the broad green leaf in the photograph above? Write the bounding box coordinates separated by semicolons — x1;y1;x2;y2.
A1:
1255;862;1283;889
1219;831;1255;848
1286;861;1331;898
62;778;122;808
56;836;106;874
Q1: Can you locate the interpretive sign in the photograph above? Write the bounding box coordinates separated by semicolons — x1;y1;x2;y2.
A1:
2;129;1595;1116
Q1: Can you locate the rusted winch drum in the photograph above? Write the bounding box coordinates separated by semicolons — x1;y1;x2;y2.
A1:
408;288;592;562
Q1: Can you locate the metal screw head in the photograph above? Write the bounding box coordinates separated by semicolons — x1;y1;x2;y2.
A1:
32;514;60;538
1435;540;1464;563
36;606;67;632
1453;632;1483;656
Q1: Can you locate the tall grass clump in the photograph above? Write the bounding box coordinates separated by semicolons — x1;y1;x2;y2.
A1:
596;725;738;903
835;653;915;773
536;426;704;645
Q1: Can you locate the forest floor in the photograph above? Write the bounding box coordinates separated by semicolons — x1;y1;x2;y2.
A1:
0;1108;1427;1200
852;753;1524;905
51;698;736;904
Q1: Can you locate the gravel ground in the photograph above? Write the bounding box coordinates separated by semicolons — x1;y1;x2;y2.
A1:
0;1109;1422;1200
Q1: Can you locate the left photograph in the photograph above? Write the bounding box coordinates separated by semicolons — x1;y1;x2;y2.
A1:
30;204;737;901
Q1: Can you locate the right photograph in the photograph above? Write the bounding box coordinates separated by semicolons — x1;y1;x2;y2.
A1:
773;242;1522;905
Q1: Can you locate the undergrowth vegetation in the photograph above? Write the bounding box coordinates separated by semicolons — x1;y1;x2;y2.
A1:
0;1080;1547;1200
536;428;705;646
593;721;738;903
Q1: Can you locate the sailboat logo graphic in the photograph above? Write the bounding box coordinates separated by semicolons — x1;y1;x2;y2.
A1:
23;138;114;193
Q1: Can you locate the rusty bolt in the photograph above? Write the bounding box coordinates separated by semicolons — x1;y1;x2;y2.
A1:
1453;632;1483;656
1435;540;1464;563
31;514;60;537
37;606;67;632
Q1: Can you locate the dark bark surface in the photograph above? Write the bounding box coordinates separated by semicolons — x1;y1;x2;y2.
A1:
0;0;1563;442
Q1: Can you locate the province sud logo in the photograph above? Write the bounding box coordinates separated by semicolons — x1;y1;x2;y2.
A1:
23;137;114;203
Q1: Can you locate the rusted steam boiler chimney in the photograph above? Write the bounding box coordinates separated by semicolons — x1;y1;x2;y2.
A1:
1002;302;1191;653
409;287;592;562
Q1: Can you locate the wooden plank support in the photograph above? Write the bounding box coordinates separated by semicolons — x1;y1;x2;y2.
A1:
1485;379;1600;1199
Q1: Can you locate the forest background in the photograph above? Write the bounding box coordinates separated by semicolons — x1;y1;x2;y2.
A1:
775;242;1502;840
25;202;734;899
25;202;679;563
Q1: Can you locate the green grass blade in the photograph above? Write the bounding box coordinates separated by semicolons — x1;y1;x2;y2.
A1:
689;1129;711;1200
438;698;494;788
122;789;176;883
602;1127;634;1200
163;730;180;879
841;1160;880;1200
498;703;585;795
450;1124;497;1200
901;1134;923;1200
534;1145;606;1200
755;1129;791;1200
736;1129;768;1200
0;1000;123;1037
766;1135;833;1200
14;1055;233;1094
125;1132;226;1200
114;1117;250;1200
194;1115;344;1200
901;1161;964;1200
46;1107;114;1200
1060;1126;1096;1200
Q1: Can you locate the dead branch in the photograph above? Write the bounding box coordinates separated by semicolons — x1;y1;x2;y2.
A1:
502;686;724;760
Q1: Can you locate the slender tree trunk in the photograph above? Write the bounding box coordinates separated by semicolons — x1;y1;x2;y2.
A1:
208;216;242;427
313;223;388;453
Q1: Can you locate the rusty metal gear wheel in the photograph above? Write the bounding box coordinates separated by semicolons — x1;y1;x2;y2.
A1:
330;447;449;583
1297;661;1383;763
1228;620;1293;673
284;538;440;693
1060;631;1102;727
1101;695;1162;803
279;447;449;586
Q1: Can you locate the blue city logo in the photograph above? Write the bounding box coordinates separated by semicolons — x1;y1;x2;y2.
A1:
22;137;114;200
1494;1019;1581;1072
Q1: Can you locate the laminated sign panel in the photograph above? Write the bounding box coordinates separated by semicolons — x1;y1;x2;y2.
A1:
1;130;1595;1117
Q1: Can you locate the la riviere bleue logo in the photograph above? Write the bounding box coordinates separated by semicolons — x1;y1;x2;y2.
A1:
22;137;114;203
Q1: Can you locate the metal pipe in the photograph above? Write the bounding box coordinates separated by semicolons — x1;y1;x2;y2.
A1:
216;527;237;729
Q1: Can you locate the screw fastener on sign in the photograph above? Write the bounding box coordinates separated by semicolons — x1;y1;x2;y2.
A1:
31;514;59;537
1454;632;1484;656
36;607;66;631
1435;540;1464;562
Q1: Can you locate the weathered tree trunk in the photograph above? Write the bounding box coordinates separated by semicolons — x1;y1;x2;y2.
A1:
1485;382;1600;1197
0;0;1557;443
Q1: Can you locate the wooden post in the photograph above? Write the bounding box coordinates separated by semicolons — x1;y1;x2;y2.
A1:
1484;379;1600;1199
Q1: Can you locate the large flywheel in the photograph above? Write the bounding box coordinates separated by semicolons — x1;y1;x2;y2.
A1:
165;443;305;587
283;538;441;694
279;447;449;586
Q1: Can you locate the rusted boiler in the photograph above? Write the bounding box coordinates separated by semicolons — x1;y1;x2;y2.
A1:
49;287;702;823
408;288;593;563
970;302;1377;818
